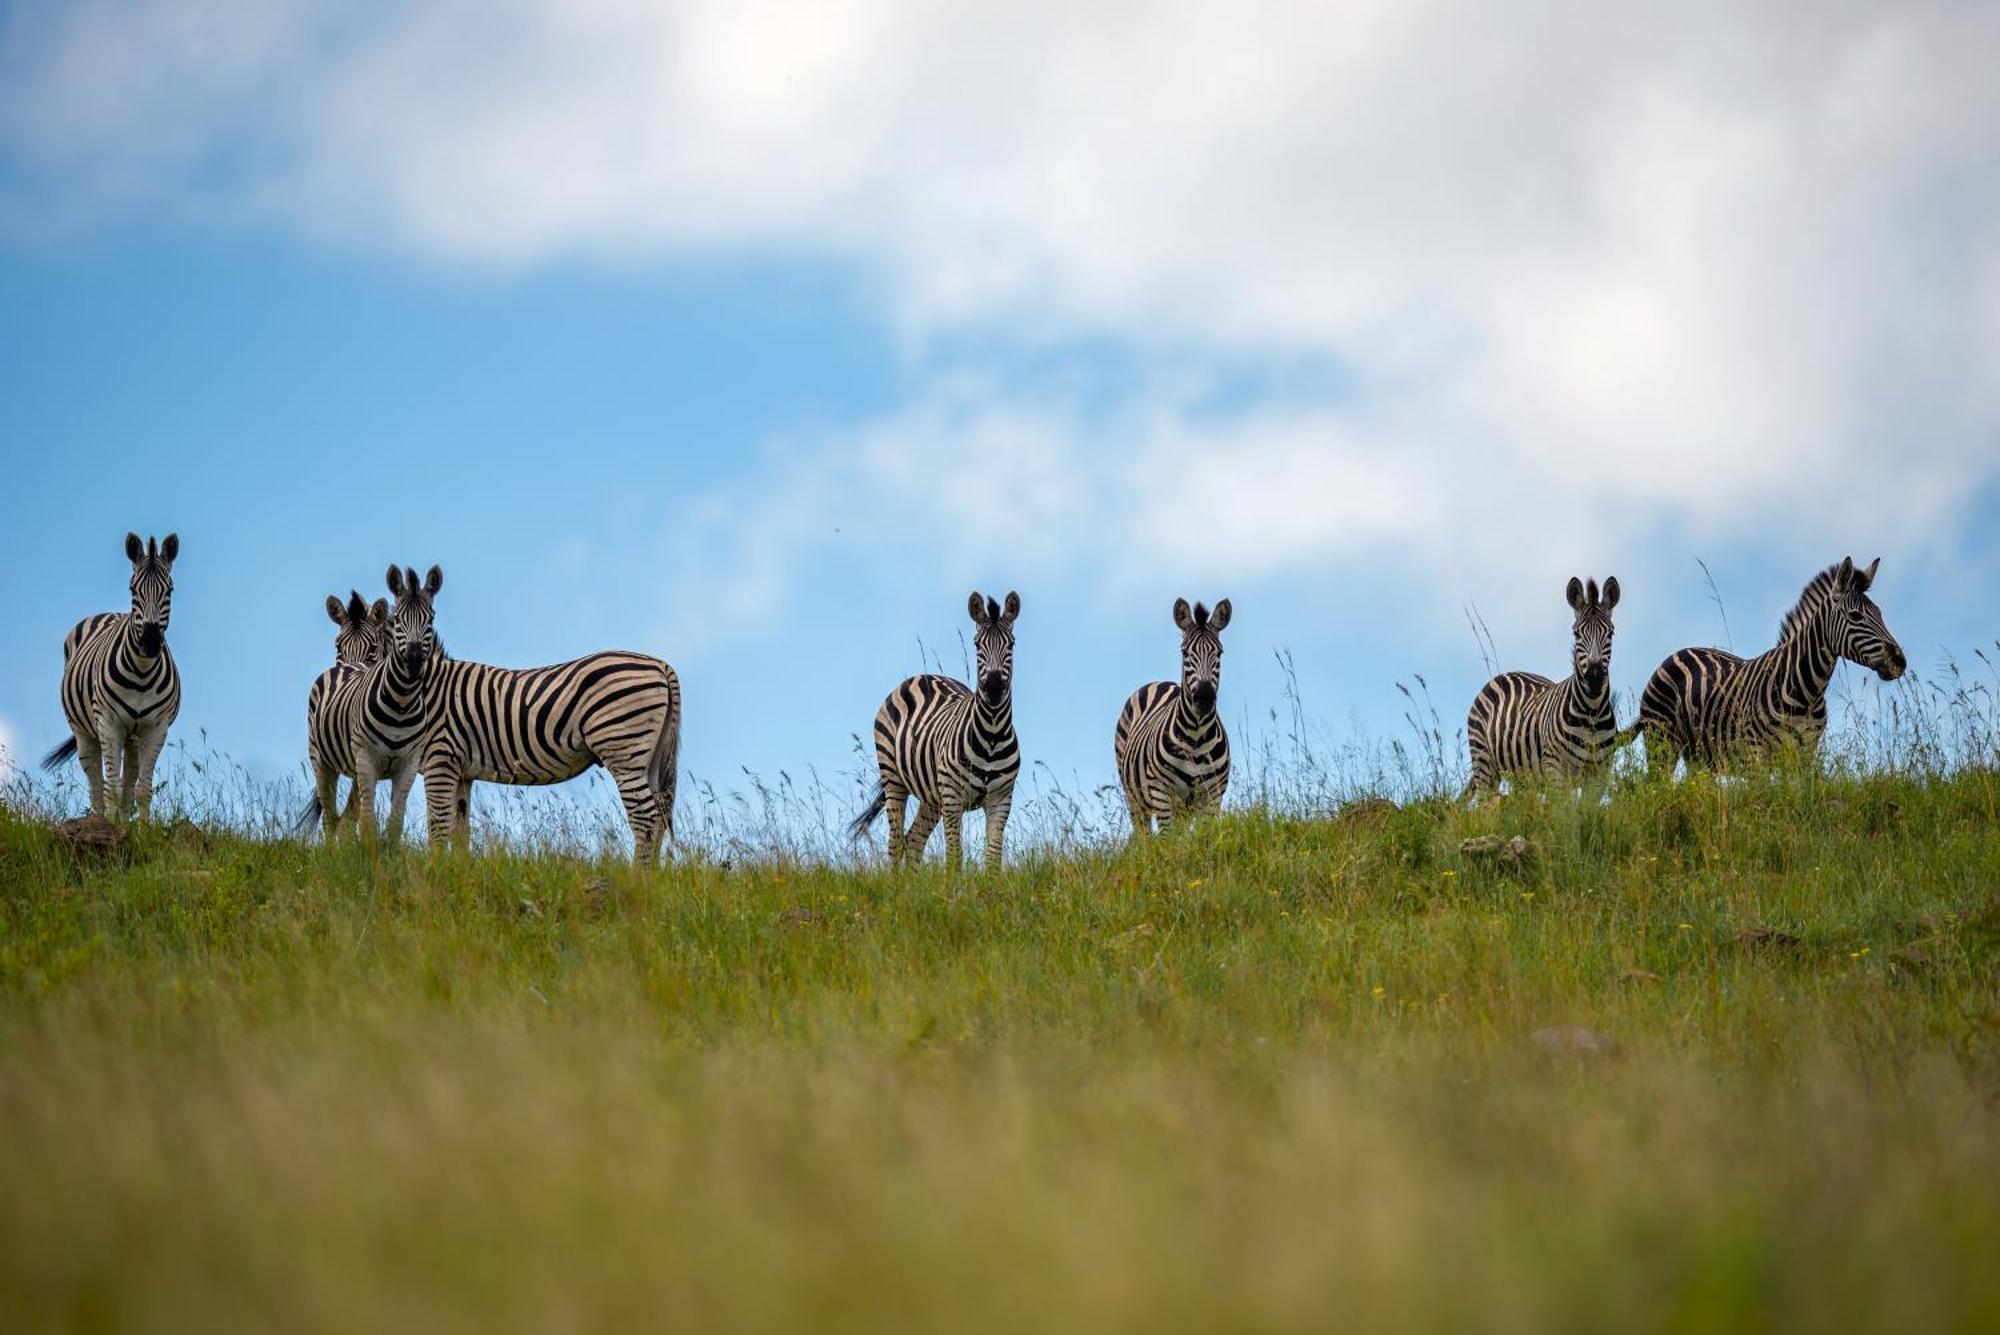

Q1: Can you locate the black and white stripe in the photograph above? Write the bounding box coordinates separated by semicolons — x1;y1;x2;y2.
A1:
418;635;682;865
850;591;1021;870
304;565;441;841
1465;576;1620;793
300;589;389;836
43;533;182;819
1115;597;1231;834
1631;557;1906;771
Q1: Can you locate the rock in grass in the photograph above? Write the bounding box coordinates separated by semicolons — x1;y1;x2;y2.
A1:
1735;925;1803;952
1460;834;1536;864
1531;1025;1621;1060
53;813;128;864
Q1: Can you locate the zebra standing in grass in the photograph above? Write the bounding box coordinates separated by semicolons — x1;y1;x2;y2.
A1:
1115;597;1232;834
43;533;182;819
1465;577;1620;794
1629;557;1905;772
850;591;1021;871
416;618;683;865
302;565;440;841
301;590;388;834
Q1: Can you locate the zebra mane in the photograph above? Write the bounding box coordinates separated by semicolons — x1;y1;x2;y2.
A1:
1777;564;1844;642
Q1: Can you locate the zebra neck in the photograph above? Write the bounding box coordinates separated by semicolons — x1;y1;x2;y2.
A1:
1174;692;1220;738
973;691;1013;735
116;618;163;670
1770;609;1841;706
1563;673;1611;717
373;654;427;710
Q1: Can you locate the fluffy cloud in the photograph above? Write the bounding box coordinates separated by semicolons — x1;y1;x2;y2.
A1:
7;0;1997;639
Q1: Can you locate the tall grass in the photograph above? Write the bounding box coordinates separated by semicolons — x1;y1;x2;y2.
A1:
0;652;1996;1330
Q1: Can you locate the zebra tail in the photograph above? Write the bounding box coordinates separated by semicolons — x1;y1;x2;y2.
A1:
294;793;324;836
40;737;79;771
1613;719;1645;749
847;785;887;840
652;670;682;837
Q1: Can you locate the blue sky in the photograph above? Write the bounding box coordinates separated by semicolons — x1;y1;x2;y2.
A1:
2;1;1997;827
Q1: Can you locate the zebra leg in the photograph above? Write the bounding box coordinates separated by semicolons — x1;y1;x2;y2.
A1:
316;764;344;839
883;779;910;864
455;783;472;843
982;782;1014;872
611;762;666;867
130;723;168;820
384;758;421;845
904;801;941;867
95;717;128;819
73;731;106;817
352;755;383;844
941;790;967;873
423;764;460;851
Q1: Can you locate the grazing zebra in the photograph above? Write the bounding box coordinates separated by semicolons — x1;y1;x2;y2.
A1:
1115;597;1232;834
849;591;1021;870
299;590;388;835
301;565;441;842
42;533;182;819
1464;576;1620;794
417;627;683;865
1629;557;1905;772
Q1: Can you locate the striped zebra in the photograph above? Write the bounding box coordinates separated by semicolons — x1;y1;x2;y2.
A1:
1115;597;1232;834
299;590;388;835
849;591;1021;870
301;565;441;841
42;534;183;819
1629;557;1905;772
1465;576;1620;794
417;632;683;865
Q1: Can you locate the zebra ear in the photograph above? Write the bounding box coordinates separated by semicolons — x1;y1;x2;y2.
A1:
1209;598;1232;632
387;564;406;597
425;565;444;596
967;591;988;625
1173;598;1194;633
158;534;178;566
1566;577;1585;612
370;598;389;625
1601;577;1620;611
1837;556;1855;588
1001;591;1020;625
327;594;347;626
125;533;143;564
1858;557;1880;591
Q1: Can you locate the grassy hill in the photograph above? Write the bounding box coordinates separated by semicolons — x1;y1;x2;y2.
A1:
0;766;1996;1331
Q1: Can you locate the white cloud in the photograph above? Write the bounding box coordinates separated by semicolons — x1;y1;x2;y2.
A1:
6;0;1997;643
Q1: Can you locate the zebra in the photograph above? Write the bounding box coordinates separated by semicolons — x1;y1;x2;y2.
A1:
416;625;683;865
1115;597;1232;834
1464;576;1620;794
298;590;388;835
1628;557;1905;772
849;591;1021;871
301;565;441;842
42;533;182;819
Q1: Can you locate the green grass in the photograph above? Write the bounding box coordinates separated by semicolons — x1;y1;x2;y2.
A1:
1;769;1997;1332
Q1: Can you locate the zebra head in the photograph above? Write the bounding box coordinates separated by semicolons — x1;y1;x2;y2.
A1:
1831;557;1906;681
967;590;1020;705
384;564;444;674
1564;576;1619;693
1172;597;1232;716
325;590;389;667
123;532;178;656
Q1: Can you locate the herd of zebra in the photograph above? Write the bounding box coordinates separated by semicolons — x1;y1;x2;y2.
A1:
44;533;1906;868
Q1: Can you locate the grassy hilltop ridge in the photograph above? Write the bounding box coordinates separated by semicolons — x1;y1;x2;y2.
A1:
0;765;1997;1332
